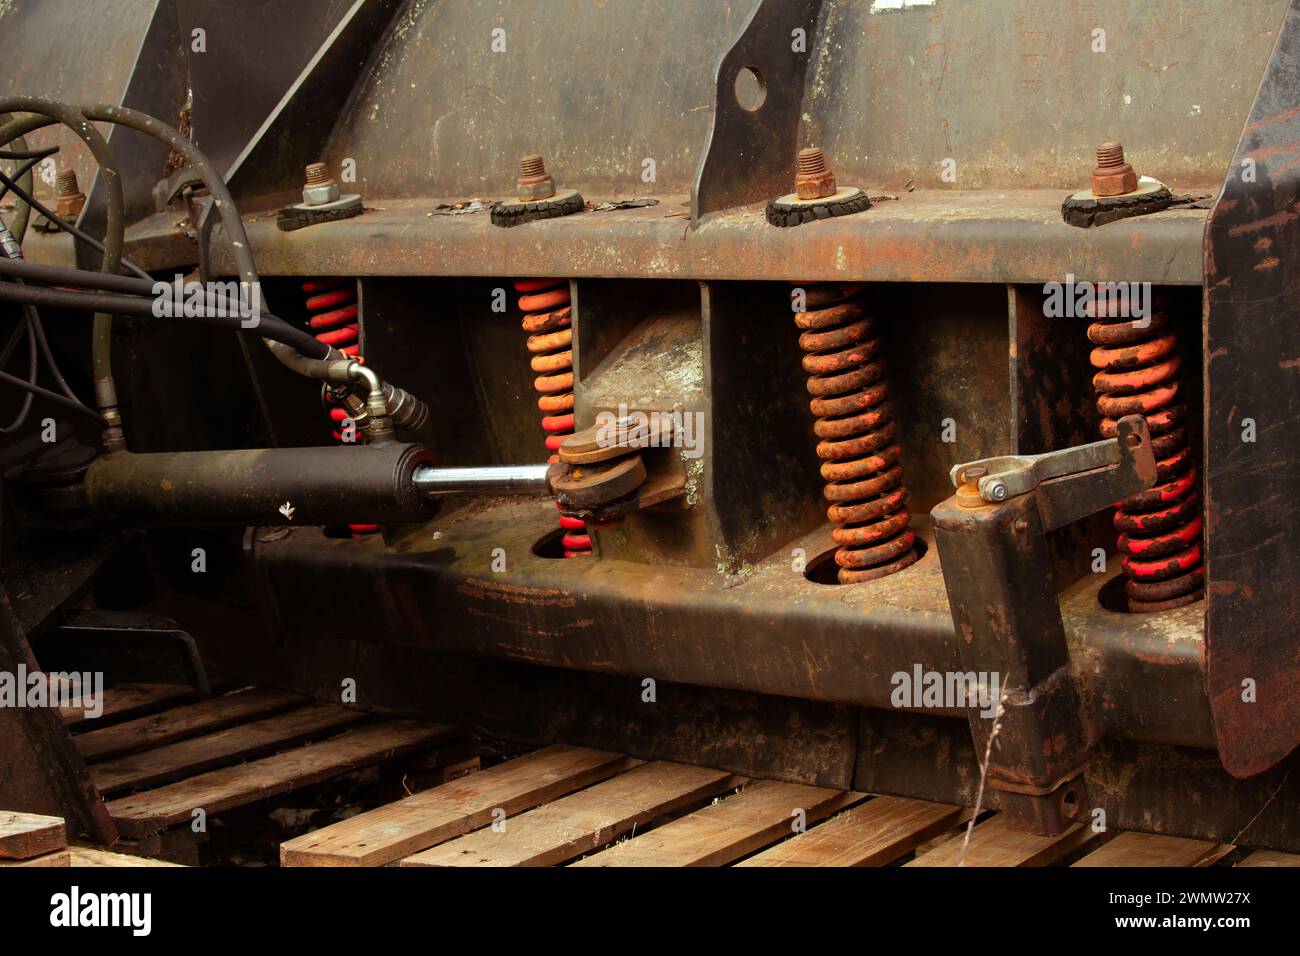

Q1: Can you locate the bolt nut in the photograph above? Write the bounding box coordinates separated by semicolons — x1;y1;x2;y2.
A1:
516;153;555;201
794;147;836;200
516;178;556;201
53;169;85;219
302;182;341;205
55;190;86;220
1091;142;1138;197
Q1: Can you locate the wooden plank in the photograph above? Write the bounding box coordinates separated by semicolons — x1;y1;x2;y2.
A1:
61;683;195;728
1237;849;1300;867
0;810;67;860
403;762;738;867
69;846;185;867
91;702;367;793
907;814;1100;867
0;849;71;867
737;796;970;867
107;720;451;838
571;780;860;867
281;745;634;867
75;688;306;762
1073;831;1233;867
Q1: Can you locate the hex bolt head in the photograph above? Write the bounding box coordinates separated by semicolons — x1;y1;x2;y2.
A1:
54;169;86;219
794;147;837;200
302;161;340;205
516;153;556;201
1091;142;1138;197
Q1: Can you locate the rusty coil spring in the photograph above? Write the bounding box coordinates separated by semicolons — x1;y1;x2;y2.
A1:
797;283;917;583
515;278;590;557
1088;301;1204;612
302;278;378;537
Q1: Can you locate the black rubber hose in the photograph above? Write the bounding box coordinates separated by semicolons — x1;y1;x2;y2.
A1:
0;258;324;358
0;105;345;381
0;366;104;424
0;278;330;359
0;315;37;434
0;146;59;160
0;151;51;202
0;252;155;294
0;99;127;386
0;166;151;282
0;120;40;240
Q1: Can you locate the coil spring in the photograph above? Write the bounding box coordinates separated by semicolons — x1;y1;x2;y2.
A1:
796;283;917;583
515;278;590;557
302;278;378;537
1087;299;1204;612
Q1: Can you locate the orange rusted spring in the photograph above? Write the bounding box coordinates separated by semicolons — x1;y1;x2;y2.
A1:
515;278;591;557
303;278;377;538
796;282;918;583
1088;303;1204;612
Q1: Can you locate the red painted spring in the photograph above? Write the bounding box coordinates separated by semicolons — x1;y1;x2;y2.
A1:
1087;299;1203;612
515;278;590;557
796;283;917;583
302;278;378;537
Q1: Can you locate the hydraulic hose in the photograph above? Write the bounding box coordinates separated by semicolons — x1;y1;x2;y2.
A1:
0;100;127;420
0;278;329;359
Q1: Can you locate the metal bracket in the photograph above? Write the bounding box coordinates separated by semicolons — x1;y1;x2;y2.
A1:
32;610;209;695
931;414;1158;837
691;0;823;222
949;414;1156;530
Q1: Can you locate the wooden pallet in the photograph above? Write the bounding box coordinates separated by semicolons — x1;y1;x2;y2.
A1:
0;811;185;866
283;746;1300;868
59;683;455;847
0;810;70;867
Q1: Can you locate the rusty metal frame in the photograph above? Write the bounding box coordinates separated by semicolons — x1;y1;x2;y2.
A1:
1203;0;1300;778
0;582;116;844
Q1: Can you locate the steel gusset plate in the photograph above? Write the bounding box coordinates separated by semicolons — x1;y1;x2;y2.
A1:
1202;0;1300;778
691;0;824;221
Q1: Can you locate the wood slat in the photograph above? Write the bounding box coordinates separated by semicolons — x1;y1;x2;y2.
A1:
75;688;305;762
1236;849;1300;867
1073;831;1233;867
0;810;67;860
282;745;634;867
107;720;451;838
737;795;970;867
572;780;860;867
907;814;1100;867
61;683;196;728
91;702;367;793
403;762;738;867
0;849;71;867
69;847;185;867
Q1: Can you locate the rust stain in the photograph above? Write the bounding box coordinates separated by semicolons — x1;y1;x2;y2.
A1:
1246;104;1300;132
1226;205;1299;237
457;576;576;608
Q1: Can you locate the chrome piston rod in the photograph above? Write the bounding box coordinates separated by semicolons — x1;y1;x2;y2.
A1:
412;463;552;497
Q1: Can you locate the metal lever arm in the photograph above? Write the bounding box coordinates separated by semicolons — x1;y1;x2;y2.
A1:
949;414;1157;530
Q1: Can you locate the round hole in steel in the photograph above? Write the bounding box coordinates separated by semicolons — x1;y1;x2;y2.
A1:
734;66;766;111
532;527;569;559
1061;787;1081;820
